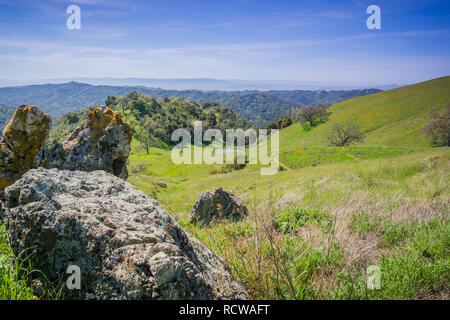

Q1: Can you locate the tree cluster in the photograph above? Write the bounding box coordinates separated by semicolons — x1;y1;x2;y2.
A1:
264;104;330;130
107;91;251;153
292;104;330;128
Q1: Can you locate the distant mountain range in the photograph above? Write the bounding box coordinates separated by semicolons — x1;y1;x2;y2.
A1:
0;78;399;91
0;82;381;126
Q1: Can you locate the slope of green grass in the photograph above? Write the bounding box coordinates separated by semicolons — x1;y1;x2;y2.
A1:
279;76;450;151
129;146;449;216
280;146;419;169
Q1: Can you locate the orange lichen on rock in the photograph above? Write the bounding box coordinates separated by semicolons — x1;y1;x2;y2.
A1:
50;105;132;179
85;106;132;142
0;105;51;188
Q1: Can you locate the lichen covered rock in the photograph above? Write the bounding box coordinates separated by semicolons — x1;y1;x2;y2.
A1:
50;105;131;179
0;105;51;189
189;188;248;226
1;168;247;300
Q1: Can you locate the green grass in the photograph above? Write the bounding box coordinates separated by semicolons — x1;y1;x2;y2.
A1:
349;211;382;237
279;76;450;151
128;145;449;214
280;146;418;169
0;222;37;300
0;222;64;300
273;207;331;234
335;217;449;299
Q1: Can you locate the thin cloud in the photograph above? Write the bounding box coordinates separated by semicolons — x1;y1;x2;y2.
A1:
274;20;316;29
291;9;354;19
49;0;131;7
392;29;450;37
146;21;232;32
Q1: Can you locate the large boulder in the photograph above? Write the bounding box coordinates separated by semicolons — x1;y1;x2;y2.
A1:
189;188;248;226
1;168;247;300
0;105;51;189
50;106;132;179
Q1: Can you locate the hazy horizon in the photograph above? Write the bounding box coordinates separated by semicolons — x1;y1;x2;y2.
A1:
0;0;449;87
0;76;405;91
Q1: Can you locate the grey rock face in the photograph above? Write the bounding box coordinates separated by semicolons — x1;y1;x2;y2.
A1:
189;188;248;226
1;168;247;300
49;106;131;180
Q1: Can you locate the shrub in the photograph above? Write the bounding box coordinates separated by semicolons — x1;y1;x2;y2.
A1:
208;153;246;175
273;207;330;234
129;162;147;175
424;104;450;147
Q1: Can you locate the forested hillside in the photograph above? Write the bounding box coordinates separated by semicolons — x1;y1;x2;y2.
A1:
0;104;14;134
49;91;250;153
253;88;381;105
0;82;379;126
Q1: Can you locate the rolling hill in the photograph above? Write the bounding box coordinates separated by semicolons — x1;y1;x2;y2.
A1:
0;82;380;126
279;76;450;151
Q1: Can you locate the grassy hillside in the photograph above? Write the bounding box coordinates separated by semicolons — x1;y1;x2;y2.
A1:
279;76;450;153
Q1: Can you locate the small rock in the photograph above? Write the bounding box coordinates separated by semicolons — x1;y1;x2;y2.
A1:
189;188;248;226
153;181;167;189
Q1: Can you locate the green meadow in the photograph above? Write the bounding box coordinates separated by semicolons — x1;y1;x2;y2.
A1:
126;144;449;299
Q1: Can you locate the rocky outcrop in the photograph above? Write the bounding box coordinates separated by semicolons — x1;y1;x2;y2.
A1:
1;168;247;300
189;188;248;226
50;106;132;179
0;105;51;189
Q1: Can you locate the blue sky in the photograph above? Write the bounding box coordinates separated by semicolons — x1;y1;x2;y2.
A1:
0;0;449;86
